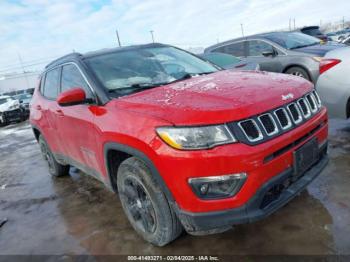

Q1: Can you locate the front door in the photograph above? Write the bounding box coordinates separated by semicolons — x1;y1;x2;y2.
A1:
55;63;100;175
246;40;283;72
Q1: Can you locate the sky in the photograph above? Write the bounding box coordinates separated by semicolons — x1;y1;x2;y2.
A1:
0;0;350;75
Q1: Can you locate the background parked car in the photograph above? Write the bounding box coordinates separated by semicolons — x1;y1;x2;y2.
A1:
0;95;23;126
299;26;328;42
13;93;32;119
341;35;350;45
205;31;346;83
199;52;260;70
316;47;350;119
335;29;350;41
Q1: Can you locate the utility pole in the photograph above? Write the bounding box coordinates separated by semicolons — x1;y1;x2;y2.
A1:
116;29;121;47
150;30;155;43
289;18;291;31
17;52;30;90
294;18;296;30
240;23;244;37
343;16;345;29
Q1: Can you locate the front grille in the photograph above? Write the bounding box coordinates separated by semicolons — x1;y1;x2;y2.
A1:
274;108;291;130
312;90;322;107
297;98;311;118
306;94;317;113
3;109;21;117
231;90;322;145
238;119;262;142
259;113;278;136
287;103;302;124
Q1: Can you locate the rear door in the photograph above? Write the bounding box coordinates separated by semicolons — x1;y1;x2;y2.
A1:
55;63;100;174
40;68;64;154
246;40;283;72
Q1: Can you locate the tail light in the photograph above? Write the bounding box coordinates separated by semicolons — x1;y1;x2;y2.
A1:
319;59;341;74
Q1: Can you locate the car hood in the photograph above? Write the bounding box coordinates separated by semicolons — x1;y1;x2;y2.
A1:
113;70;313;125
293;42;346;56
0;100;19;113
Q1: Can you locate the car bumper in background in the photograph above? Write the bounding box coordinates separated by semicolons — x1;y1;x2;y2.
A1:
2;108;23;123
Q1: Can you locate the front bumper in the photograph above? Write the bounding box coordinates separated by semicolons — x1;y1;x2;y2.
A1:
176;143;328;233
3;108;23;122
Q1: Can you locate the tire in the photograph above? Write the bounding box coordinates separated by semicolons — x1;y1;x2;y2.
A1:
285;67;310;81
39;135;69;177
117;157;183;246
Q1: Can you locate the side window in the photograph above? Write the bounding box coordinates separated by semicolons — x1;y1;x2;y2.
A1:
43;68;60;99
39;75;45;94
212;42;245;57
248;40;274;56
61;64;92;99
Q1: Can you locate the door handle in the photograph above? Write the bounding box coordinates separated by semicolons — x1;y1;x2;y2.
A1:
36;105;42;110
55;109;64;116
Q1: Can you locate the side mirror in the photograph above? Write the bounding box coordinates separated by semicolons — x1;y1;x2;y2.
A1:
57;88;87;106
262;49;277;57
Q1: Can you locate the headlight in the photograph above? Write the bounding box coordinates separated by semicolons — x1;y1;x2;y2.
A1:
156;125;236;150
189;173;247;199
9;104;18;110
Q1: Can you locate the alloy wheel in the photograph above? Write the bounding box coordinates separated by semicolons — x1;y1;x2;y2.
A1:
122;177;157;233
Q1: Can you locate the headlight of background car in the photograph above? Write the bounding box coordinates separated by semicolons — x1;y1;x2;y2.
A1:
156;125;236;150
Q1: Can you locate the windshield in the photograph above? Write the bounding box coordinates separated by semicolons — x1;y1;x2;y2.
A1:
264;32;320;50
201;53;241;68
85;46;218;96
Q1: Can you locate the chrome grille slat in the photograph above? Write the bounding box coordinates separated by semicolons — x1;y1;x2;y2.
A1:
297;98;311;118
258;113;279;136
235;91;322;145
274;108;292;130
287;103;303;124
238;119;263;142
306;94;317;113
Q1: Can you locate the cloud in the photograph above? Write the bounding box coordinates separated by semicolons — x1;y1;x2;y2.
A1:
0;0;349;73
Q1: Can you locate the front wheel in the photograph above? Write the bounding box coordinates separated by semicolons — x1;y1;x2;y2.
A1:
285;66;310;81
117;157;183;246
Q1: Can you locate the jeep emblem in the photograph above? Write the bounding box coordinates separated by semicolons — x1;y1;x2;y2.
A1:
282;93;294;101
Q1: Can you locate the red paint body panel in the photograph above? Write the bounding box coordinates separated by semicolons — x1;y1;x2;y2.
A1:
30;70;328;213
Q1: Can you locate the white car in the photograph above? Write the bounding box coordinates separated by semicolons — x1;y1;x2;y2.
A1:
316;47;350;119
0;95;22;126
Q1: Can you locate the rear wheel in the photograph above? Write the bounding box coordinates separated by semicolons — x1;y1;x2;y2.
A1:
117;157;183;246
285;67;310;81
39;135;69;177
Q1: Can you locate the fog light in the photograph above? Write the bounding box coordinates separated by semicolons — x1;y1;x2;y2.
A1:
200;183;209;195
188;173;247;200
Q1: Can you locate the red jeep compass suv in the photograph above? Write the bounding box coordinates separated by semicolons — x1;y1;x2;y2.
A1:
30;43;328;246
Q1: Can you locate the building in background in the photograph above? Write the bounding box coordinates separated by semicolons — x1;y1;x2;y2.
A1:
0;71;39;95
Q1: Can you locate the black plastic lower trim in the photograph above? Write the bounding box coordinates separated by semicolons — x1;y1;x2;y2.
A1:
176;144;329;233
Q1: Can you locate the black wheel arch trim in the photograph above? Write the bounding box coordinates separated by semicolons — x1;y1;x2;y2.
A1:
104;142;175;203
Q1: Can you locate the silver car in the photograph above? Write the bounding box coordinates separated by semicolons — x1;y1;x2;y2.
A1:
205;31;345;83
316;47;350;119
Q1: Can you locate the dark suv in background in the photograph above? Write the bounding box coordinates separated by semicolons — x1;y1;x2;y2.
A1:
299;26;328;42
205;31;345;83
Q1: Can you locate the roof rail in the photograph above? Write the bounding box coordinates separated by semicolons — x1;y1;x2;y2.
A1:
45;52;83;69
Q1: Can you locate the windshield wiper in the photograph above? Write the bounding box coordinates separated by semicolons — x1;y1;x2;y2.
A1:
108;82;167;94
290;42;320;49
